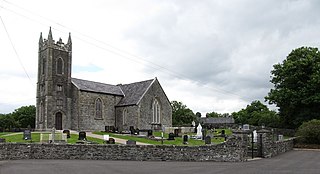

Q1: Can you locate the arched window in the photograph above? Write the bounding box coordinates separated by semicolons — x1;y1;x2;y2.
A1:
123;109;127;125
42;59;46;75
95;98;102;119
152;99;161;124
57;58;64;74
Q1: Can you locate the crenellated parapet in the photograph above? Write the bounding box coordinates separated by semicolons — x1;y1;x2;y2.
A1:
38;27;72;52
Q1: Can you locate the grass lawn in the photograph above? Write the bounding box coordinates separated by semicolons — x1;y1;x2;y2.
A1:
0;132;105;144
93;130;228;146
0;132;12;136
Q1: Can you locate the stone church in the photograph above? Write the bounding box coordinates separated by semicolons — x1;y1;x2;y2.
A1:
36;28;172;131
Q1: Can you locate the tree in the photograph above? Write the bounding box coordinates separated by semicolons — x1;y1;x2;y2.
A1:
232;100;280;127
265;47;320;128
206;111;220;118
11;105;36;128
171;101;195;126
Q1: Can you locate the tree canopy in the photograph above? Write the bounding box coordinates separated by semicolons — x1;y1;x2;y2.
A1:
265;47;320;128
232;100;280;127
0;105;36;130
171;101;195;126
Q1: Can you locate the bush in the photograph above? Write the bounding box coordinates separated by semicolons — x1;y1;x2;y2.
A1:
295;119;320;144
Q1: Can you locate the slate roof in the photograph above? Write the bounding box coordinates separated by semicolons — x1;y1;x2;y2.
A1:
72;78;124;96
200;117;235;124
116;79;155;107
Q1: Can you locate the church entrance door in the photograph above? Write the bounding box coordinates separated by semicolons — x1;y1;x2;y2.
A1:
55;112;62;130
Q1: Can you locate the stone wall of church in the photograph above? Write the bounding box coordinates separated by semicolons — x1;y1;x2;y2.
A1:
76;91;122;131
115;106;139;131
139;79;172;130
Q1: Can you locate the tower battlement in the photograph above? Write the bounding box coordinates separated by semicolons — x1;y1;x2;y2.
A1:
39;27;72;52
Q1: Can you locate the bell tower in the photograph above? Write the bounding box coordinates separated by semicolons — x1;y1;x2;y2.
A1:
36;27;72;130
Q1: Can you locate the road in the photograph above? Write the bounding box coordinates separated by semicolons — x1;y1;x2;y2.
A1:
0;149;319;174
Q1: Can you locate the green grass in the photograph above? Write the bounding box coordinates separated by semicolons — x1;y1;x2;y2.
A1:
0;132;105;144
93;131;227;146
0;132;12;136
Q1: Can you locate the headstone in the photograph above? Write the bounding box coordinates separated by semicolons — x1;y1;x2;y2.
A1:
192;121;196;127
278;134;283;141
51;127;56;143
0;138;5;143
103;134;109;141
129;126;135;134
63;130;70;138
243;124;250;131
205;136;211;144
253;130;257;142
183;135;188;144
174;129;181;137
221;130;225;137
147;130;153;137
126;140;136;145
107;138;115;144
168;133;175;140
196;123;203;139
23;130;32;140
78;131;86;140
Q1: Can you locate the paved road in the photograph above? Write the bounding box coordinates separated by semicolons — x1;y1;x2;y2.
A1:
1;149;319;174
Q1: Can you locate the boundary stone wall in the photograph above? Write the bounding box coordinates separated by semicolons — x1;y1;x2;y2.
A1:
0;136;246;162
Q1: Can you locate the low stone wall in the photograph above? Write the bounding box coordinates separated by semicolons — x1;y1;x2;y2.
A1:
0;136;247;162
257;129;294;158
266;138;294;158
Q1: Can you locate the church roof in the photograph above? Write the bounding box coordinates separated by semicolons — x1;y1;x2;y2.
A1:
116;79;155;107
71;78;124;96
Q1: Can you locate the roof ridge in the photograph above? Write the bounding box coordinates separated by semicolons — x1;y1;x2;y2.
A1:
72;77;117;87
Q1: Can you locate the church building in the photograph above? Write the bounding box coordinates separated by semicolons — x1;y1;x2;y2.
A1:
36;28;172;131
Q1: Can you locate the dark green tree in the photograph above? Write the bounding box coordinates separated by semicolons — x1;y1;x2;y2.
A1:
171;101;195;126
206;111;220;118
232;100;280;127
265;47;320;128
11;105;36;128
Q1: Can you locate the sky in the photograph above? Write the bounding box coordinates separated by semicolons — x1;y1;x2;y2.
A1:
1;0;320;115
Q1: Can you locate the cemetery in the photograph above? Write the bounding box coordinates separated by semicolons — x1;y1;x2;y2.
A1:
0;124;295;162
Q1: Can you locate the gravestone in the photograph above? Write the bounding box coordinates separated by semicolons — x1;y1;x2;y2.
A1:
63;130;70;138
221;130;225;137
78;131;86;140
106;138;115;144
278;134;283;141
205;135;211;145
202;129;206;140
23;130;32;140
126;140;136;145
103;134;109;141
183;135;188;144
168;133;175;140
0;138;5;143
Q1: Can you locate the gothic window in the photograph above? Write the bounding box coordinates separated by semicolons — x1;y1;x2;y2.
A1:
42;59;46;75
57;58;64;75
123;109;128;125
152;99;161;124
57;85;63;92
95;98;103;119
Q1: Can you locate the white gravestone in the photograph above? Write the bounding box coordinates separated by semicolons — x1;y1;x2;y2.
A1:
196;123;203;139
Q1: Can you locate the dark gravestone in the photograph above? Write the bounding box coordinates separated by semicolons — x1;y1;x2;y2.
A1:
63;130;70;138
183;135;188;144
23;130;32;140
130;126;135;134
221;130;225;137
174;129;181;137
168;133;175;140
78;131;86;140
126;140;136;145
205;135;211;145
107;138;115;144
0;138;5;143
147;130;153;137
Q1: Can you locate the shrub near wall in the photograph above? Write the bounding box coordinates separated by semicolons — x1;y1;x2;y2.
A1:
0;136;247;162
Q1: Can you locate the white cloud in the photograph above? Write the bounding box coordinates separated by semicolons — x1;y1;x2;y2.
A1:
1;0;320;114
